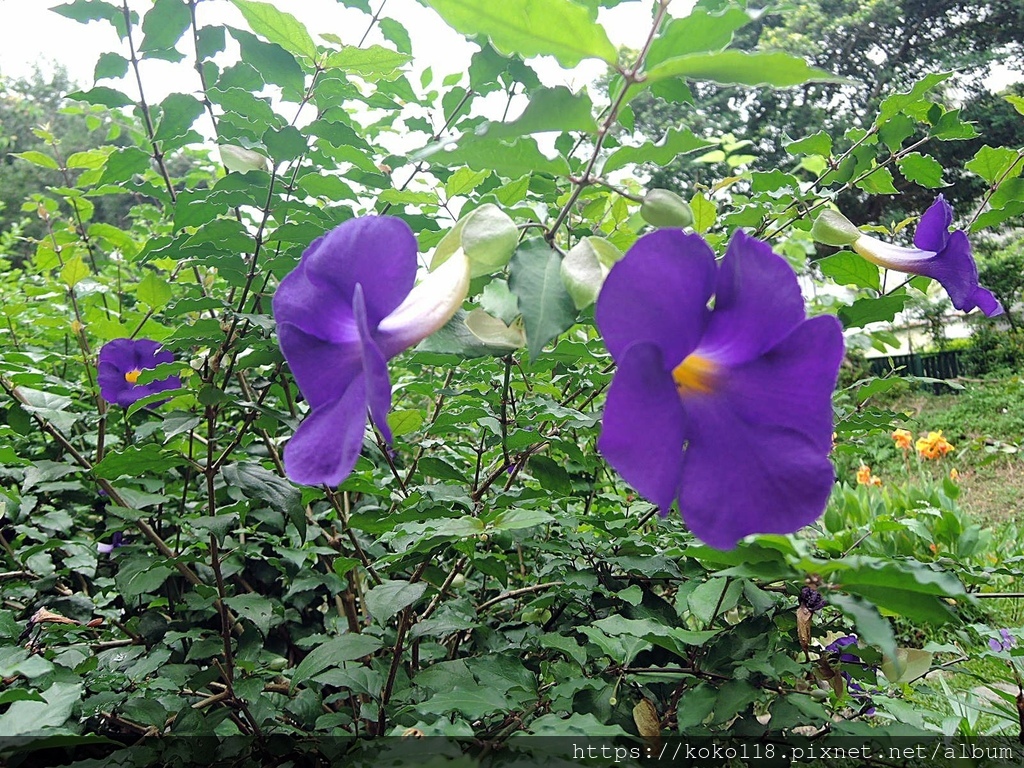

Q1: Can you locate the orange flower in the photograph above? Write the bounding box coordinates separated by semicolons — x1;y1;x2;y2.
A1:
856;465;882;486
916;430;953;460
892;428;913;451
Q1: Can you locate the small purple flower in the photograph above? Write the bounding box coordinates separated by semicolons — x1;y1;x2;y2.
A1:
97;338;180;407
988;629;1017;652
800;587;826;613
273;216;470;486
825;634;861;663
850;195;1002;316
97;531;125;554
595;229;844;550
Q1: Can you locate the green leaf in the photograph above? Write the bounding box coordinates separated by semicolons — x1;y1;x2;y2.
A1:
68;86;135;108
965;145;1021;185
1006;94;1024;116
897;152;945;188
445;167;490;198
417;685;510;720
0;682;82;736
60;256;90;288
828;594;897;661
136;271;172;308
221;462;305;540
52;0;121;26
421;0;618;67
290;635;383;689
645;50;843;88
875;72;951;126
645;8;752;68
478;86;597;140
488;508;555;532
508;239;578;362
364;580;428;624
139;0;190;57
224;594;277;636
414;136;569;178
94;445;182;480
838;294;906;328
786;130;832;157
690;192;717;233
819;251;880;291
228;28;305;96
228;0;317;59
387;409;423;437
12;150;58;170
324;45;412;80
153;93;204;145
603;126;713;174
855;166;899;195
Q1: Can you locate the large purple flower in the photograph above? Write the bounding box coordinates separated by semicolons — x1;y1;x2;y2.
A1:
97;338;180;407
848;196;1002;316
273;216;470;487
595;229;844;550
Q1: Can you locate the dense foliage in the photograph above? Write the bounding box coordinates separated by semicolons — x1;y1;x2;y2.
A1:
1;0;1022;766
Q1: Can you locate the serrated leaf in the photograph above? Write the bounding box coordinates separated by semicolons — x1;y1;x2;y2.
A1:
422;0;618;68
445;167;489;197
363;580;428;624
136;271;172;308
68;86;135;108
228;0;317;59
819;251;880;291
645;8;751;68
478;86;597;140
415;136;569;178
60;256;90;288
324;45;411;79
603;126;713;175
690;192;716;233
965;145;1021;185
897;152;945;188
786;131;832;157
139;0;190;55
290;635;383;689
645;50;843;89
12;150;58;169
875;72;951;126
508;240;577;362
838;294;906;328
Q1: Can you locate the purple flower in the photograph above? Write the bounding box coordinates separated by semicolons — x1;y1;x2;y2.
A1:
594;229;844;550
97;531;125;554
97;339;180;407
850;196;1002;316
988;629;1017;652
273;216;470;486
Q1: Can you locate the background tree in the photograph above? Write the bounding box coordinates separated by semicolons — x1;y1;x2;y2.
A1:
630;0;1024;225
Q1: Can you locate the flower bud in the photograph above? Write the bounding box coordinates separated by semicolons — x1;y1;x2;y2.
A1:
640;189;693;229
811;209;861;247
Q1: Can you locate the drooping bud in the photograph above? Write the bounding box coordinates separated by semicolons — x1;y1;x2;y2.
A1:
431;204;518;278
811;209;861;247
640;189;694;229
561;237;622;310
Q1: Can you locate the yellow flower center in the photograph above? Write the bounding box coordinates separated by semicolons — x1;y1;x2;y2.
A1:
124;369;142;384
671;353;718;396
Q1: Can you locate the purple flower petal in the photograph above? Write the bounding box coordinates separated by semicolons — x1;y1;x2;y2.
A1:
598;342;688;514
300;216;418;327
989;637;1003;652
698;232;807;365
273;260;360;343
277;322;363;410
678;394;836;550
913;195;953;252
352;284;394;444
283;377;369;487
723;315;844;454
595;229;715;365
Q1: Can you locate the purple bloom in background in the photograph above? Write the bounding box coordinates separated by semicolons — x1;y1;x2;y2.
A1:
595;229;844;550
97;531;125;554
988;629;1016;652
273;216;470;486
851;195;1002;316
97;338;180;407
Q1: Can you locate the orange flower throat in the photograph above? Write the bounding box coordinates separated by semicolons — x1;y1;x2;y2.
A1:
124;369;142;384
672;353;718;396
